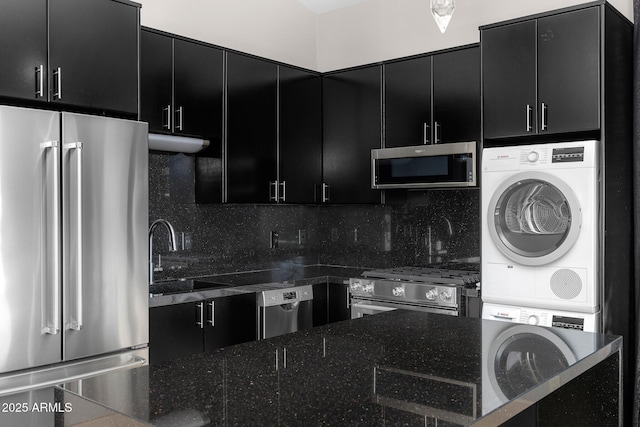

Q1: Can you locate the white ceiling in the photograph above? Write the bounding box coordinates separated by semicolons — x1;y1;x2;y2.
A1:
297;0;369;14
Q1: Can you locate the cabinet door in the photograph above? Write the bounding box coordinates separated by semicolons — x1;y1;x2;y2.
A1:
227;53;278;203
328;282;351;323
279;66;323;203
149;303;203;364
174;40;224;138
433;47;481;144
225;340;279;425
537;7;600;134
384;56;432;147
0;0;47;102
140;30;173;133
204;293;257;352
482;20;537;139
49;0;138;115
323;66;381;204
312;282;328;327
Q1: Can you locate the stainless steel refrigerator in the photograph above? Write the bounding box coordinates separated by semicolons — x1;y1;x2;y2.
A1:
0;105;149;395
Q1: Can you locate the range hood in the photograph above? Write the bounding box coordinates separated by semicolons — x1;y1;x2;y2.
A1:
148;133;209;154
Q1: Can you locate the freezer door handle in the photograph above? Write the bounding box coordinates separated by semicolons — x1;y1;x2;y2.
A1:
66;142;84;331
42;141;61;335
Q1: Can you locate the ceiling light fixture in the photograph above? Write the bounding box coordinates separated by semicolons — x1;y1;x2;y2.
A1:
430;0;455;33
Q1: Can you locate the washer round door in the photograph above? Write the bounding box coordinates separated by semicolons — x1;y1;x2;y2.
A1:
487;325;576;402
487;171;582;266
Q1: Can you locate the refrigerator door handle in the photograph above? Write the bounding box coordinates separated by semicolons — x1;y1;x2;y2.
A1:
66;142;84;331
42;141;61;335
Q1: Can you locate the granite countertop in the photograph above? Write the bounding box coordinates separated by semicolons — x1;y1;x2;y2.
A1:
148;264;366;307
54;311;621;426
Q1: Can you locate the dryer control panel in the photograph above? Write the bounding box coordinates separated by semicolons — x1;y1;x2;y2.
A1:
552;147;585;163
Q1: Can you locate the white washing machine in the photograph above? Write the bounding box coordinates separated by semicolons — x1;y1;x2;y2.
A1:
481;140;600;316
481;320;598;414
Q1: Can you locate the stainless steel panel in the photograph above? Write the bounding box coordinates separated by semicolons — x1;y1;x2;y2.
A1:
62;113;148;360
0;106;61;373
259;300;313;340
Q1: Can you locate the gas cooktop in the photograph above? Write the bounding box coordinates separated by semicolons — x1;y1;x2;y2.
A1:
362;266;480;288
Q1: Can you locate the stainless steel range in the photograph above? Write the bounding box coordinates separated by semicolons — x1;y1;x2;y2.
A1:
349;267;481;318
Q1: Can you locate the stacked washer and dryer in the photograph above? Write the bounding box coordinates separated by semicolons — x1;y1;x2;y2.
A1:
481;140;601;332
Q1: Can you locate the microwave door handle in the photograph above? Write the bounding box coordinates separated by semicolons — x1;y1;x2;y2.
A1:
42;141;61;335
66;142;84;331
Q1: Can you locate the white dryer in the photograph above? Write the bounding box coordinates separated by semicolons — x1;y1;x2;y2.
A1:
481;141;599;315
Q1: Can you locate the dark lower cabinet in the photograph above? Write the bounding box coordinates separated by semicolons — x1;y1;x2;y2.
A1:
203;293;257;352
328;281;351;323
322;65;381;204
313;280;352;327
149;293;257;364
149;302;202;364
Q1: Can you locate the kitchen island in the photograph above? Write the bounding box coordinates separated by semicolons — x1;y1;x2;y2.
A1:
2;310;620;426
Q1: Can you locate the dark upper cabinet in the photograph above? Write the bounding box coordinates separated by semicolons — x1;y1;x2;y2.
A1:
0;0;48;102
227;53;278;203
278;66;323;204
432;47;481;144
0;0;138;116
482;7;600;139
140;30;172;132
323;66;382;204
140;29;224;138
384;46;480;148
385;56;432;147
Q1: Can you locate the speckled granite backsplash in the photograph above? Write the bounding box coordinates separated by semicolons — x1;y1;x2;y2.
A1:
149;152;479;281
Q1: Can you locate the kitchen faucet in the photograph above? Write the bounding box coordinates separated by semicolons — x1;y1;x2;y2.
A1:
149;219;177;284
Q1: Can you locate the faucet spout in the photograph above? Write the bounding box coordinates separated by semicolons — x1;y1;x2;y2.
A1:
149;219;177;284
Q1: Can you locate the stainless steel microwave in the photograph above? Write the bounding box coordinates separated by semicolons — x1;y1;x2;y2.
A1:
371;141;476;189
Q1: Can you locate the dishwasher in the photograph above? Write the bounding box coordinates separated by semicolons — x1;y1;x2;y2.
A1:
257;285;313;339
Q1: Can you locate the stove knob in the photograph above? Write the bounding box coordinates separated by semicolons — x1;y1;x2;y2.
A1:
425;289;438;301
362;282;374;293
392;287;404;297
440;290;452;302
527;315;539;325
350;281;362;292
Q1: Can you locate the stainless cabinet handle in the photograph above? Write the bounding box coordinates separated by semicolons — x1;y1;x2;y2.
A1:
207;301;215;326
275;349;279;371
346;286;350;309
322;183;330;203
269;181;278;201
66;142;83;331
526;105;532;132
434;121;441;144
279;181;286;203
541;102;547;131
423;122;430;145
53;67;62;100
42;141;61;335
162;105;171;131
35;65;44;98
283;347;287;369
176;106;183;131
196;302;204;328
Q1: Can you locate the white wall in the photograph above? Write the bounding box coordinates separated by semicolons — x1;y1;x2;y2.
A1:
316;0;634;71
136;0;320;70
137;0;633;72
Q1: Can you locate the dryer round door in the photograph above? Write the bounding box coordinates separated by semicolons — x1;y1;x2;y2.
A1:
487;171;582;266
487;325;576;402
